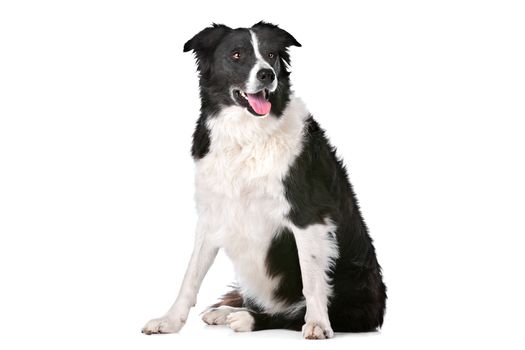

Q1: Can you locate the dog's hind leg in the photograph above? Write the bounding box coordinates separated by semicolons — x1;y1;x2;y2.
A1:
225;310;305;333
202;288;245;325
205;289;306;333
329;301;386;333
202;306;246;325
209;288;244;308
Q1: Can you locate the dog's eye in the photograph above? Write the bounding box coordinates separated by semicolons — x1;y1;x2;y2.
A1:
268;52;275;59
232;51;241;60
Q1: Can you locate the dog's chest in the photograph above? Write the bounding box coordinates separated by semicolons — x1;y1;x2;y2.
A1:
195;108;301;236
194;104;306;220
194;103;306;309
195;140;290;252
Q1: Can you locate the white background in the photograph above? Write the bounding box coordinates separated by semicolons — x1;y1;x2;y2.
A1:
1;0;524;349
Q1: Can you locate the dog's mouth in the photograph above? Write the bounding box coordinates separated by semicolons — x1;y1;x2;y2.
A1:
233;89;271;117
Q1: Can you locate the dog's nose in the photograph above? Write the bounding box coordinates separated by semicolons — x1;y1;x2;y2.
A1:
257;69;275;83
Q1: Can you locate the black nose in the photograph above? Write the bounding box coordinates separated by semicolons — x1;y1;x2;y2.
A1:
257;69;275;83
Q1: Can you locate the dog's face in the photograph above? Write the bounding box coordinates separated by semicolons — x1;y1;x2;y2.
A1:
184;22;301;117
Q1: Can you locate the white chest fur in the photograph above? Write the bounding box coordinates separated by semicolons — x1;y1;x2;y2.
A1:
194;97;309;311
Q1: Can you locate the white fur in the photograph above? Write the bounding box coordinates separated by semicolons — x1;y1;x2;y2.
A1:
303;321;334;340
142;219;219;334
246;31;277;93
226;311;255;332
142;315;185;335
202;306;244;325
291;220;338;339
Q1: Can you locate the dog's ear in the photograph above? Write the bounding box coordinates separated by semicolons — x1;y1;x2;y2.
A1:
183;23;231;53
251;21;301;48
251;21;300;76
183;23;231;74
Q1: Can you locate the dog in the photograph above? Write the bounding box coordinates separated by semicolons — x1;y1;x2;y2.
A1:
142;21;386;340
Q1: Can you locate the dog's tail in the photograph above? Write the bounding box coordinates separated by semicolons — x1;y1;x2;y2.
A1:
210;286;244;309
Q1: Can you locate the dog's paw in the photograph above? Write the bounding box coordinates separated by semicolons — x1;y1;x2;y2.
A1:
202;307;234;325
226;311;254;332
141;316;185;335
302;321;334;340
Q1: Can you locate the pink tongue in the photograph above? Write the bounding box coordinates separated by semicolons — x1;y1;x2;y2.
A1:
246;91;271;115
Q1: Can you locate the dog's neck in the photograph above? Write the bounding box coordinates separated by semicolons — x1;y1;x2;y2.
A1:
204;96;309;148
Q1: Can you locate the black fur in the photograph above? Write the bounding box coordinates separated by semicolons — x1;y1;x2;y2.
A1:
250;311;303;331
282;117;387;331
186;22;387;333
191;117;210;159
244;117;387;333
265;228;303;304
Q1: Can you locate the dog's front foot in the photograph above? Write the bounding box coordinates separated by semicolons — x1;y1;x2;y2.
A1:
141;315;185;335
302;321;334;340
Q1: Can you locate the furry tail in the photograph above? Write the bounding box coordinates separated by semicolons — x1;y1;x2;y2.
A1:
210;287;244;308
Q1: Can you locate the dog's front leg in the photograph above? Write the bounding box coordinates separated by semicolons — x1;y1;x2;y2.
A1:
292;222;338;340
142;219;219;334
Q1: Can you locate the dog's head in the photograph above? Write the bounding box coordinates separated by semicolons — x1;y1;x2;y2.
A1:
184;22;301;118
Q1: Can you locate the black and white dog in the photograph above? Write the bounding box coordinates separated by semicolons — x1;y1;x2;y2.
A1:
142;22;386;340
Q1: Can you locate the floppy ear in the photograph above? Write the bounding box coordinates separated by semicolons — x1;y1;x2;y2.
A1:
251;21;301;48
183;23;231;74
251;21;301;75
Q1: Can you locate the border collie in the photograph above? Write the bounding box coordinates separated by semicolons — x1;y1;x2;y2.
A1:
142;21;386;340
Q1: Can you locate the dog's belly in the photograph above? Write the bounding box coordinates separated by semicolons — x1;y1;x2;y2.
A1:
227;195;287;310
194;153;293;312
198;186;290;312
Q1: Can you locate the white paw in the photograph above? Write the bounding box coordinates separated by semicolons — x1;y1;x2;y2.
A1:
302;321;334;340
141;316;185;335
226;311;254;332
202;306;235;325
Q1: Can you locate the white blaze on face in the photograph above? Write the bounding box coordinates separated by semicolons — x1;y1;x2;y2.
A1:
246;30;277;93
